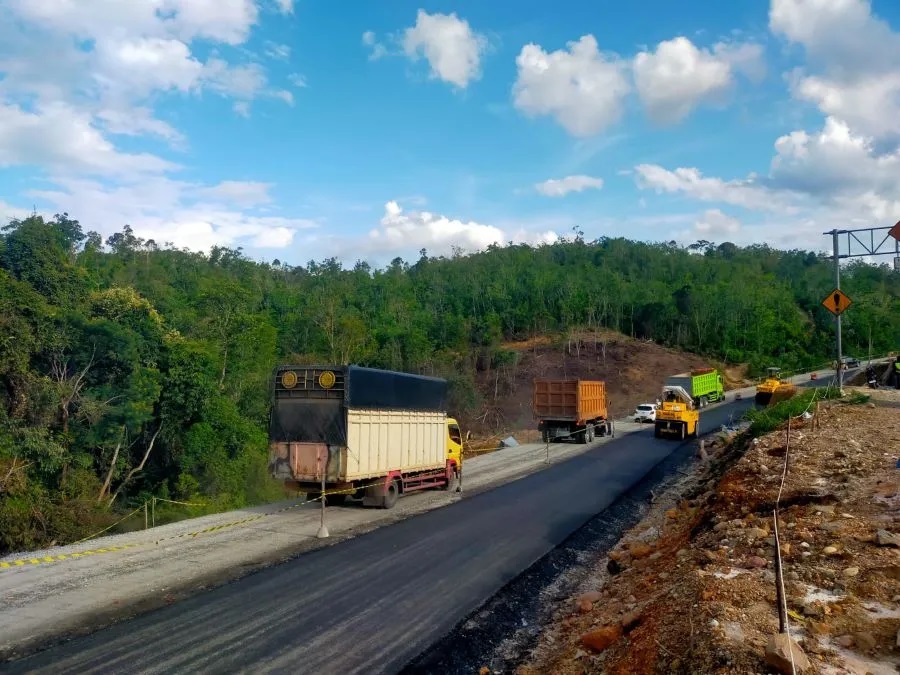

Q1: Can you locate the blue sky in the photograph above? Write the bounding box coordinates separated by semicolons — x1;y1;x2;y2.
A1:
1;0;899;266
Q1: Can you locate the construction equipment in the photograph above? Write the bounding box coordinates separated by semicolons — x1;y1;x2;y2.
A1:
533;379;612;444
754;367;797;406
654;385;699;440
666;368;724;408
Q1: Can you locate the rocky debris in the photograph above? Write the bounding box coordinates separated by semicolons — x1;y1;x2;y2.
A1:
519;402;900;675
580;624;622;653
875;529;899;547
620;609;641;631
765;633;811;674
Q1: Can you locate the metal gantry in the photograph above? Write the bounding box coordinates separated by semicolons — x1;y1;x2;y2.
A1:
823;224;900;392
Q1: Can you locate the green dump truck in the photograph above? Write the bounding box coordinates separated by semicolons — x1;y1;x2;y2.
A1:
665;368;724;409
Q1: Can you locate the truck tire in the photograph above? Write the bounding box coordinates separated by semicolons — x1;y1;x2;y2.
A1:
444;468;459;491
679;423;686;440
382;479;400;509
700;396;708;408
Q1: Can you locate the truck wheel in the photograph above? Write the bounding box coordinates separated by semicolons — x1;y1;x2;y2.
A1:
679;423;686;440
444;469;459;491
700;396;708;408
382;479;400;509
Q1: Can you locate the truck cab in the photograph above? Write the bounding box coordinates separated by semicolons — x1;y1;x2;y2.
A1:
446;418;463;474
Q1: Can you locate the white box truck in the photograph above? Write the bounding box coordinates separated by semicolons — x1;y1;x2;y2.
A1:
268;365;463;509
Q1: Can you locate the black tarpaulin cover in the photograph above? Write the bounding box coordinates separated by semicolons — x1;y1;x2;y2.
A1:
268;365;447;445
345;365;447;412
269;398;346;445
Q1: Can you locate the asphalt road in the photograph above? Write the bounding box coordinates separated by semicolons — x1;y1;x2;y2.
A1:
2;398;754;675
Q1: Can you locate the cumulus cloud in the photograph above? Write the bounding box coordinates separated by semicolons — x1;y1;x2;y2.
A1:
401;10;488;89
0;103;179;177
770;0;900;145
26;176;318;252
0;0;310;254
633;164;788;212
535;175;604;197
694;209;742;236
357;201;558;258
513;35;630;137
633;37;737;124
362;30;389;61
274;0;294;15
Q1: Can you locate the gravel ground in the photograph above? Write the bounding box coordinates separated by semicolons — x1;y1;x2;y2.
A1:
516;395;900;674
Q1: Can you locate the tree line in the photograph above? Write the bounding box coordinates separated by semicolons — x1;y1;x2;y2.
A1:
0;215;897;553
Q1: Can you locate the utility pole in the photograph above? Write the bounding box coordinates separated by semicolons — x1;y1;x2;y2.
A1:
832;230;843;395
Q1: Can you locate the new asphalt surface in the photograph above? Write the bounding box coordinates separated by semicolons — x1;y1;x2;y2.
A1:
3;397;757;675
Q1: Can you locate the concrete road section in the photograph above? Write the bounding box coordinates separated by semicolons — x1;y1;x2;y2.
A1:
2;400;752;674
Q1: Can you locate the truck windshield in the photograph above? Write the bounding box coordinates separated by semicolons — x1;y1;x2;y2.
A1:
449;424;462;444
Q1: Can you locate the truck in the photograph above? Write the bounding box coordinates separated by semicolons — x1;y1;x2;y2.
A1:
665;368;724;408
654;385;699;440
268;365;463;509
533;378;613;444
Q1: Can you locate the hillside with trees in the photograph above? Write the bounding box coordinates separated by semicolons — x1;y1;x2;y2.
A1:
1;214;897;553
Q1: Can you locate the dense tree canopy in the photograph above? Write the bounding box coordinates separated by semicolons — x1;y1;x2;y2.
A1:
1;214;897;553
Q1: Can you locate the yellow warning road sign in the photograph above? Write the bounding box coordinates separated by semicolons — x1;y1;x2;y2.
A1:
822;288;852;316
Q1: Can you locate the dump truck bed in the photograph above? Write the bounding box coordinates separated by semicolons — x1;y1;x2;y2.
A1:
532;379;608;423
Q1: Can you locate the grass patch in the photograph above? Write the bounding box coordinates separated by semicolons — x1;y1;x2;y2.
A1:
745;387;843;436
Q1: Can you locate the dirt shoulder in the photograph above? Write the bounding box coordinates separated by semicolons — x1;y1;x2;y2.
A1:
518;397;900;674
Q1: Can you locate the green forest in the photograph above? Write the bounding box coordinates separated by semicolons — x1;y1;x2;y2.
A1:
1;214;898;554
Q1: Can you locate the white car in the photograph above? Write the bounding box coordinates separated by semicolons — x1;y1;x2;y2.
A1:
634;403;657;423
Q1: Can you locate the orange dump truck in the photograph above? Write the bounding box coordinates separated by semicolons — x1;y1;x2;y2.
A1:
532;379;612;444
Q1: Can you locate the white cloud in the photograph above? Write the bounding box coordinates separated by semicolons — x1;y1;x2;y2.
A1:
0;0;316;256
362;30;389;61
633;164;786;211
512;35;630;137
265;42;291;60
769;117;900;197
694;209;742;236
9;0;260;46
770;0;900;145
288;73;308;88
274;0;293;15
96;107;185;144
535;175;604;197
196;181;273;207
713;41;767;82
402;10;487;89
25;176;318;252
633;37;735;124
359;201;558;258
634;114;900;248
0;102;179;177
